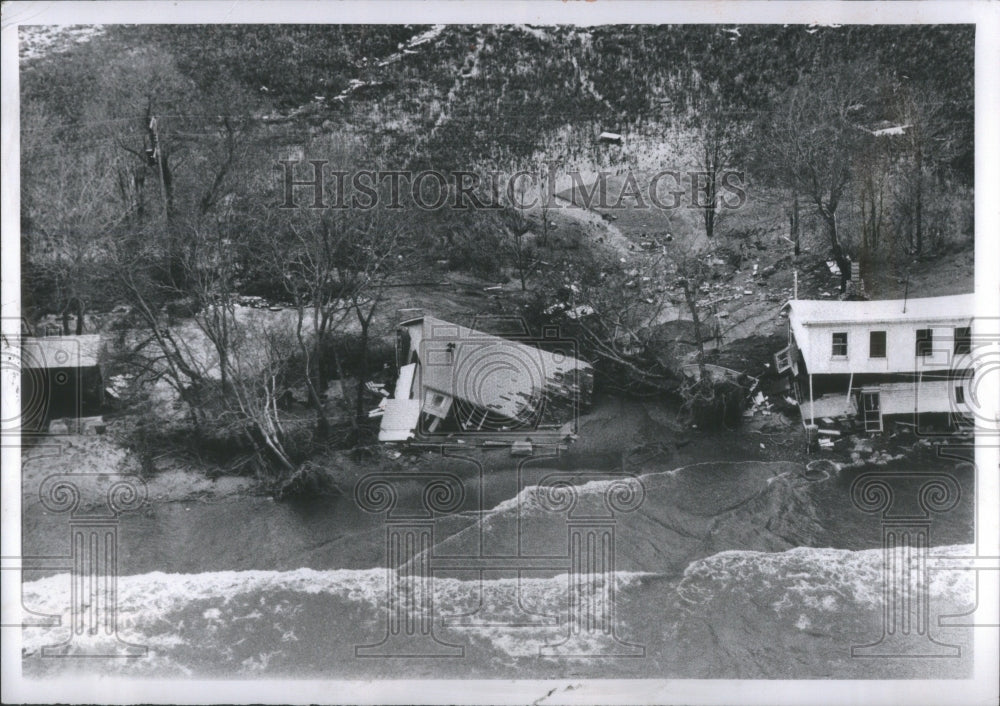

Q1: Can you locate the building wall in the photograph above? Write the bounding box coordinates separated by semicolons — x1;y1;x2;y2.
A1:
799;377;969;422
804;392;856;420
21;366;104;431
877;379;968;416
799;320;970;375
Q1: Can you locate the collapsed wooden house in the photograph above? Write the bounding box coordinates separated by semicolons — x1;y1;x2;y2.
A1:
378;314;592;443
775;294;974;432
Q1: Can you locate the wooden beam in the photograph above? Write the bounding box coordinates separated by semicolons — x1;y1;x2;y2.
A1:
809;374;815;424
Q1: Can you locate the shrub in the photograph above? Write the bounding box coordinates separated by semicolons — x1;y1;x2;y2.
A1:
273;460;343;500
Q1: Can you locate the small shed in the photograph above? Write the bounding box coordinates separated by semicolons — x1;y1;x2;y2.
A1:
19;334;104;432
598;132;623;145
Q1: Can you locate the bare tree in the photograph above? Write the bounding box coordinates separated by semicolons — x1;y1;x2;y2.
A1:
690;95;744;240
498;172;544;291
891;84;960;256
557;249;680;394
332;208;404;425
21;106;133;332
764;65;875;289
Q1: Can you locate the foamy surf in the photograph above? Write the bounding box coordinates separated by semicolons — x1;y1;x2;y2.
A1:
19;545;976;678
20;567;651;674
676;544;975;610
483;461;805;517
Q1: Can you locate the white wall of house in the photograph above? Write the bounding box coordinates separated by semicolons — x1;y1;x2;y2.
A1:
806;392;857;420
878;379;969;416
795;319;971;375
801;379;969;422
788;294;973;376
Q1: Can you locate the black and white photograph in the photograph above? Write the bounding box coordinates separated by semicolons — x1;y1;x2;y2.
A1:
2;1;998;704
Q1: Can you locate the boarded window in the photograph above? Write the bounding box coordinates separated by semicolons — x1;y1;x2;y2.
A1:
870;331;886;358
954;326;972;355
831;332;848;357
916;329;933;357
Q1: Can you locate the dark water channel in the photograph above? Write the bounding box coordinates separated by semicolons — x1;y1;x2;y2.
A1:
22;451;975;580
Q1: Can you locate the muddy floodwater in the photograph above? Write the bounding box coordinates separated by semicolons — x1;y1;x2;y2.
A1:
20;445;976;679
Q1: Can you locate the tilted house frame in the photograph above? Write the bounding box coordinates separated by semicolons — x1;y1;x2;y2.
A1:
379;315;592;442
776;294;974;432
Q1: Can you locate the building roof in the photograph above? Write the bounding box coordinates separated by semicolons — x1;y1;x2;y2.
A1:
402;315;591;421
20;335;102;369
789;294;973;327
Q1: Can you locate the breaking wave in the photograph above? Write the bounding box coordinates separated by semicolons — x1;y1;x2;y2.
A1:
20;544;975;679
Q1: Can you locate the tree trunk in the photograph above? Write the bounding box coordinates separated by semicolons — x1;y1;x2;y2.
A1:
317;310;330;393
540;203;549;248
296;307;329;435
355;313;371;424
914;148;924;255
702;142;719;239
680;277;706;377
61;298;85;335
821;210;851;291
74;299;85;335
791;194;800;256
515;234;528;291
217;306;228;391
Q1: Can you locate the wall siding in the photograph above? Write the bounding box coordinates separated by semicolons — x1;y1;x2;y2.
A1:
803;321;971;375
798;379;967;420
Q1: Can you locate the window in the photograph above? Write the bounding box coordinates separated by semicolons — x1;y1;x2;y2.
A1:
916;328;933;357
954;326;972;355
955;385;965;404
774;345;792;373
831;332;848;357
869;331;887;358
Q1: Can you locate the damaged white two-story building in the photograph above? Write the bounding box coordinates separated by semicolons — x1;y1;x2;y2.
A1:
378;313;593;444
776;294;974;432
